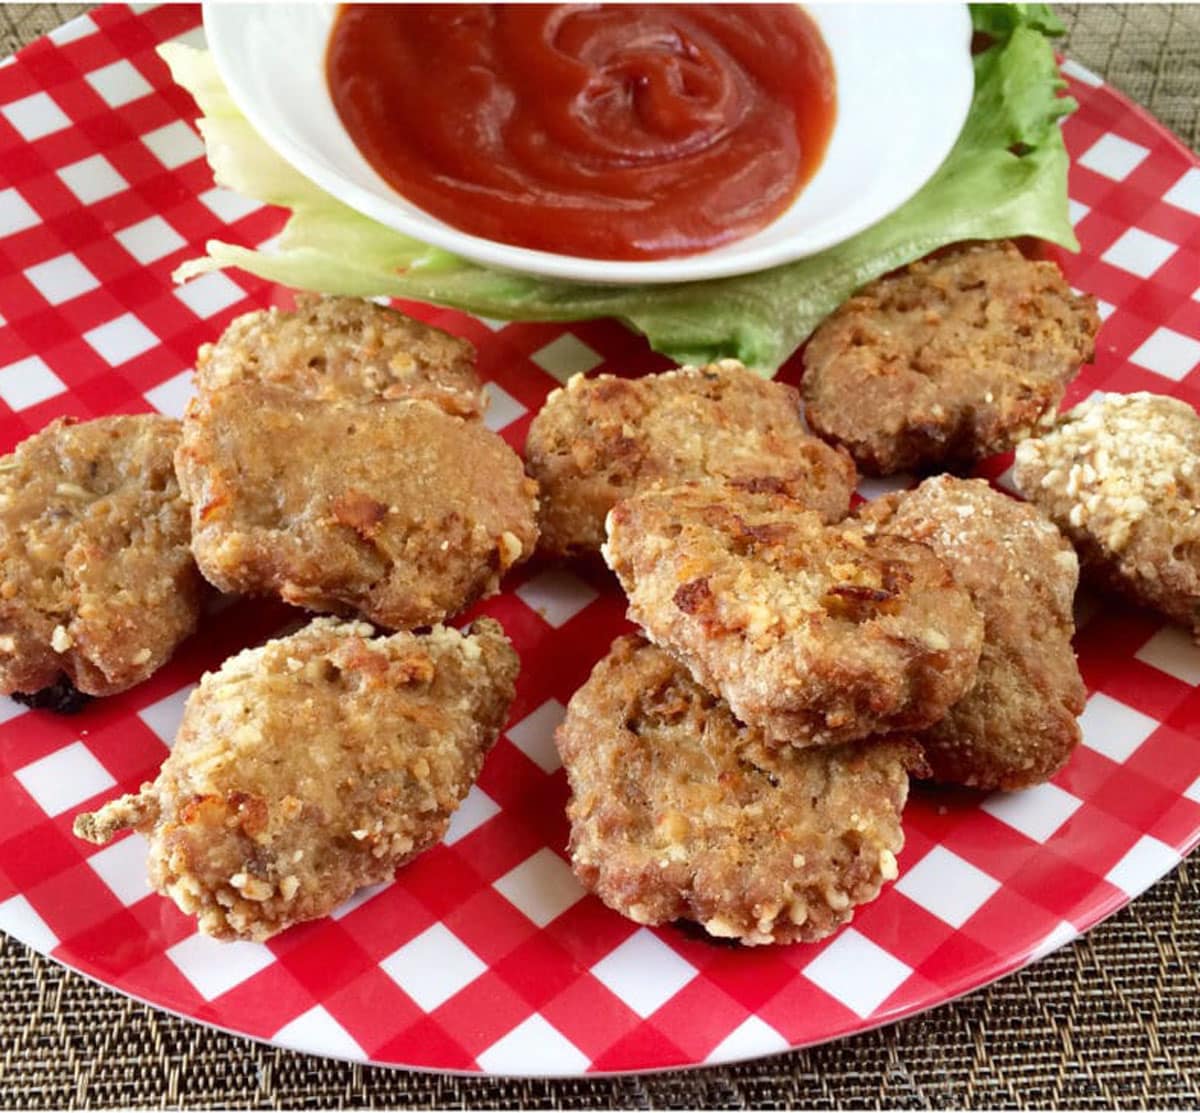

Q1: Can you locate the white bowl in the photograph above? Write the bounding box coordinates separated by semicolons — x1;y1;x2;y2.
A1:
203;3;974;286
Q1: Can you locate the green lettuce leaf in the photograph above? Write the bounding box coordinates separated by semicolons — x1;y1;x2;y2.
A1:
162;6;1076;374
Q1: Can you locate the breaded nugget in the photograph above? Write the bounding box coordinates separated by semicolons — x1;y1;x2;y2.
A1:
525;360;856;555
196;294;484;419
557;636;922;945
803;241;1100;474
604;485;983;746
0;415;201;698
1013;392;1200;633
861;477;1085;789
176;382;538;628
74;616;518;941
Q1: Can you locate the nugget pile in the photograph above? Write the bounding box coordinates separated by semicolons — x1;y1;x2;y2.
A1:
573;475;1037;942
527;248;1114;946
5;240;1189;951
0;295;534;941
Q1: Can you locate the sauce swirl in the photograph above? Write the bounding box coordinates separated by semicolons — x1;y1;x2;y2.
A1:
327;4;836;260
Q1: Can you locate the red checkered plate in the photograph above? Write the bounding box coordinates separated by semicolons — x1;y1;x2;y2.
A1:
1;5;1199;1077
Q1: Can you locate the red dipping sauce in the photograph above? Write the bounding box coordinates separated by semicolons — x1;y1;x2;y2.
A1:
327;4;836;261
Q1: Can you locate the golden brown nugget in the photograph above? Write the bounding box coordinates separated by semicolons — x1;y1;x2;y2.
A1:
525;360;856;555
0;415;201;699
74;616;518;941
861;477;1085;790
196;294;484;419
176;381;538;629
803;241;1100;475
557;636;923;945
604;486;983;746
1013;392;1200;634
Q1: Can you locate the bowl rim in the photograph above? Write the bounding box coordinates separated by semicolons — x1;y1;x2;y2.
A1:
202;2;975;286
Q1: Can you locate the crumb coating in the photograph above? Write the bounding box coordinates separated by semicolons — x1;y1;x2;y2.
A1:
526;360;855;555
176;384;538;629
804;241;1099;474
558;636;921;945
1014;391;1200;634
74;617;518;941
196;294;484;418
604;485;983;746
862;476;1085;789
0;415;200;697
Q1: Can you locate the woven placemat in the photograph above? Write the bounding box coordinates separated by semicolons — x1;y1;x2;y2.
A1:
1;4;1198;1108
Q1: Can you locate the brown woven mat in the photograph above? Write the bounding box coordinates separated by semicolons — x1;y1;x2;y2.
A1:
1;4;1198;1108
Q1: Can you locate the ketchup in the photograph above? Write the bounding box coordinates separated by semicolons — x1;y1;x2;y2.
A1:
327;5;836;261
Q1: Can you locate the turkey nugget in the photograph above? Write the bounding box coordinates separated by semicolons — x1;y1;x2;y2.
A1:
803;241;1100;474
196;294;485;419
0;415;201;699
861;477;1085;789
558;636;923;945
526;360;856;555
604;485;983;746
74;616;518;941
1013;392;1200;634
176;382;538;629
